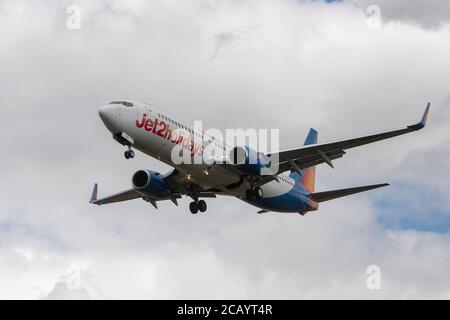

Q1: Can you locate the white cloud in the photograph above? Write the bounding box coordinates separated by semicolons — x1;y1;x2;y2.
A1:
0;0;449;299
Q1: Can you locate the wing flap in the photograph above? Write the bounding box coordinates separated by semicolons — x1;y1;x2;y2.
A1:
275;150;346;173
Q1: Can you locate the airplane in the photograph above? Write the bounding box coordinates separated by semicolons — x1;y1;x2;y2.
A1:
90;100;430;215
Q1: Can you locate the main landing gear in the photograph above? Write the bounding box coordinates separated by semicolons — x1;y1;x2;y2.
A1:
124;148;135;159
246;187;263;201
189;200;207;214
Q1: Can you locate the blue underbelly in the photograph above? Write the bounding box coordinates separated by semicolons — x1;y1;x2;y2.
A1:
250;190;312;213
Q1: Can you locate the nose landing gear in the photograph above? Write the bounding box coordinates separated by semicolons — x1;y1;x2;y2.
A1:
198;200;207;213
189;200;207;214
124;148;135;159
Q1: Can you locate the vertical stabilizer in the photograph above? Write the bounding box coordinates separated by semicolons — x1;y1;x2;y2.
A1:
302;128;317;193
289;129;318;192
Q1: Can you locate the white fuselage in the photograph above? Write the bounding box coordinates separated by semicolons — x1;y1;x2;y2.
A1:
99;100;296;202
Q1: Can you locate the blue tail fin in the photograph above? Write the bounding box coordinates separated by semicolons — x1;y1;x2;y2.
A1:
289;128;318;193
90;183;98;203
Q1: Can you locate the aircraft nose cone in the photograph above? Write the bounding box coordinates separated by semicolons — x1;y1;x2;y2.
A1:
98;105;119;133
98;105;110;121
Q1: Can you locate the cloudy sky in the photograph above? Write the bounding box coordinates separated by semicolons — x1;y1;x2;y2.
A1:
0;0;450;299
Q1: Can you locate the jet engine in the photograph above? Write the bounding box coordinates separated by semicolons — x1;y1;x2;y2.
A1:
132;170;172;199
229;146;271;176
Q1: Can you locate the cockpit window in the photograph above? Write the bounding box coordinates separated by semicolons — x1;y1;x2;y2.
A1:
109;101;134;107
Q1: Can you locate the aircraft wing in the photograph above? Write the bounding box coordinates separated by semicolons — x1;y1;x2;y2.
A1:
90;184;142;205
90;170;217;208
268;103;430;173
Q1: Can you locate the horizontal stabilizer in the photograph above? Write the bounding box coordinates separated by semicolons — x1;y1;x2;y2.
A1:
310;183;389;203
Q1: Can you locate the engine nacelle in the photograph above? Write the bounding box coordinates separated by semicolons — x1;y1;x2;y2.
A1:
132;170;171;199
229;146;271;176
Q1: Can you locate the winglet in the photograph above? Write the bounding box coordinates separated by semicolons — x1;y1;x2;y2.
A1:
90;183;98;204
304;128;318;146
408;103;430;131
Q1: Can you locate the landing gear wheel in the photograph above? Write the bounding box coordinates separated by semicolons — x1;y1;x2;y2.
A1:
124;149;135;159
198;200;207;213
255;187;263;199
246;187;263;201
189;202;199;214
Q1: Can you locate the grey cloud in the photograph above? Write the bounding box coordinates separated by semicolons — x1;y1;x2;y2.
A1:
44;267;101;300
211;31;238;60
46;282;91;300
353;0;450;28
210;25;258;60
